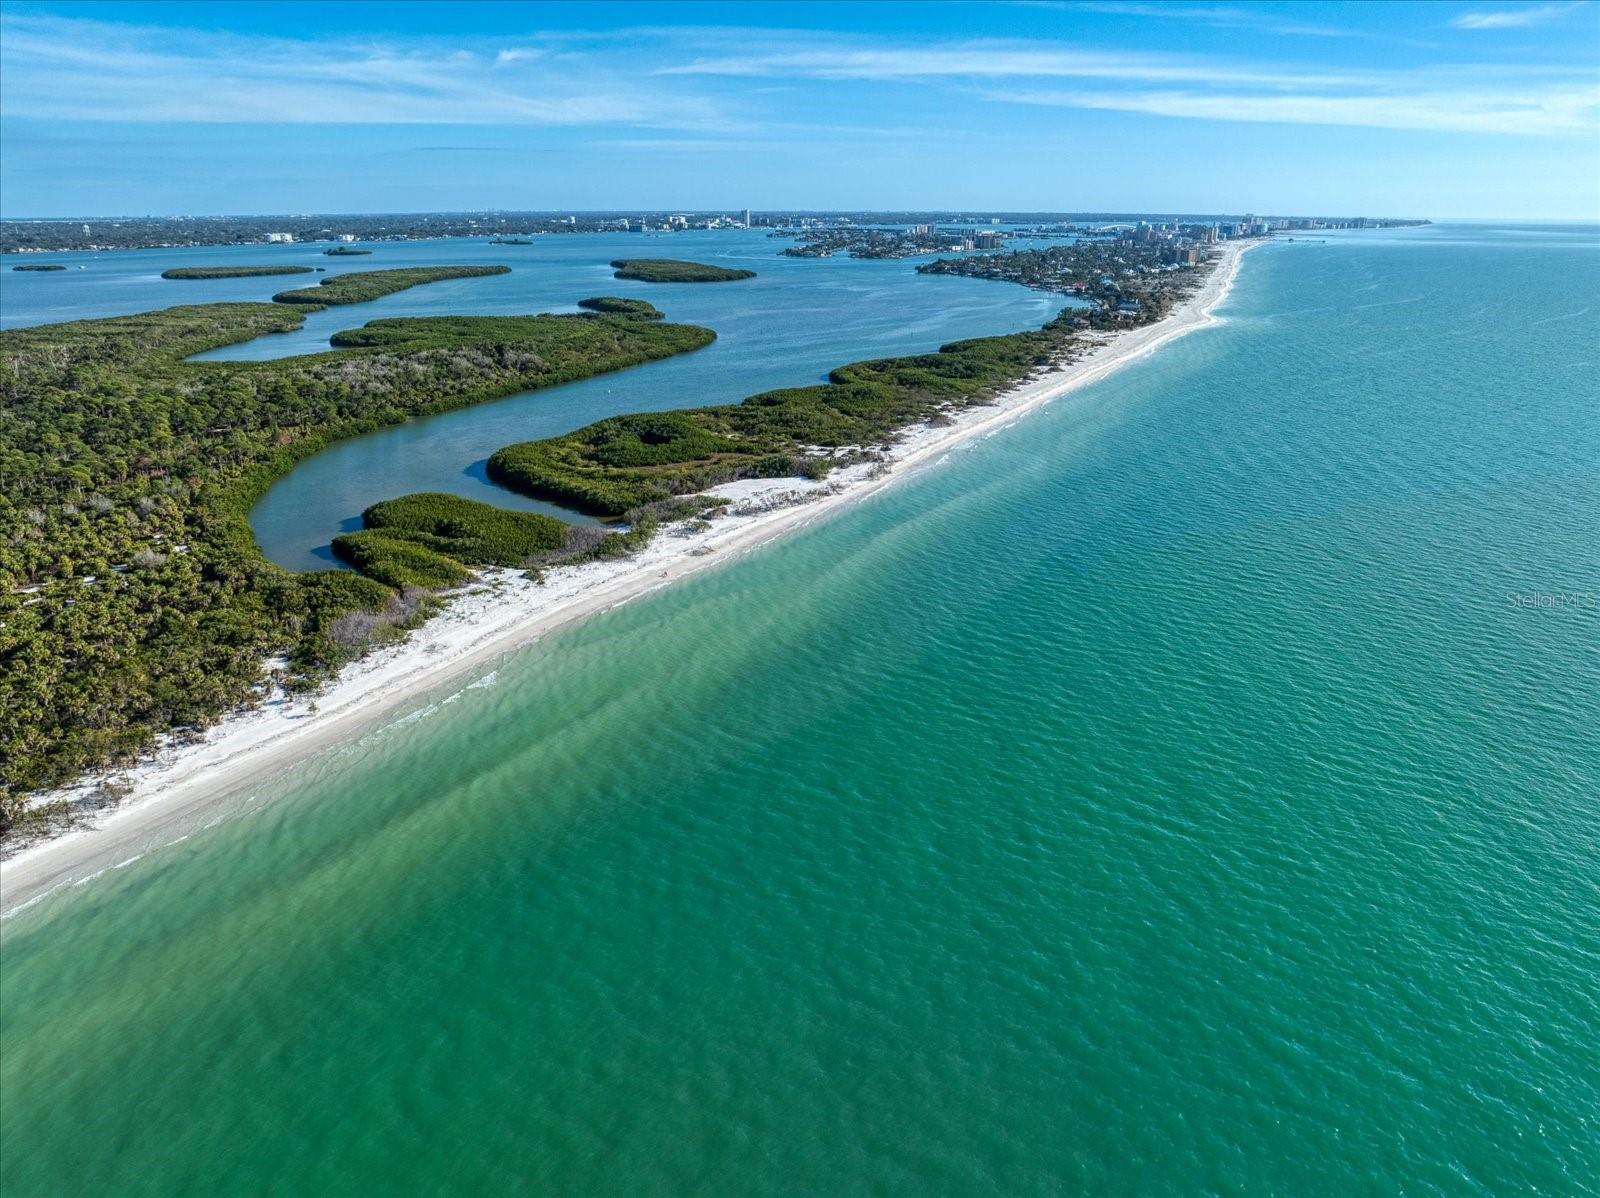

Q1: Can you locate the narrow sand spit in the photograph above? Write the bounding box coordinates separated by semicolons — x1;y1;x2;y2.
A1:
1;240;1258;915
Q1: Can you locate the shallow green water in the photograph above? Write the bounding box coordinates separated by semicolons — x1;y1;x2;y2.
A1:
3;226;1597;1195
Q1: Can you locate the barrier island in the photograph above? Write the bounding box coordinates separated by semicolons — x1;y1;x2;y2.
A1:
0;293;714;829
11;263;66;272
611;259;756;283
162;265;315;280
2;238;1219;839
271;265;510;305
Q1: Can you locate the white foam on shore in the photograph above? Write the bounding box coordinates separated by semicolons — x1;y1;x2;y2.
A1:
1;240;1259;916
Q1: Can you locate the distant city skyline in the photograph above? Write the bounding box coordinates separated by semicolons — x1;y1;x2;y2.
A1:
1;0;1597;219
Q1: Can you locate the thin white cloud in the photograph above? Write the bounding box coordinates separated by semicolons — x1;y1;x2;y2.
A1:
0;13;734;131
988;82;1600;134
1047;2;1367;39
2;10;1592;141
660;43;1374;89
1451;3;1582;29
664;37;1598;135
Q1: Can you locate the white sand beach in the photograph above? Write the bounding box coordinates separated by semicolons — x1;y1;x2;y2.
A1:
1;239;1258;915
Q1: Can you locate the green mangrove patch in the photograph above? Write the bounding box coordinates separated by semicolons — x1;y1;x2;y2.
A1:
610;259;756;283
162;265;316;280
271;265;511;306
576;296;664;319
331;489;622;590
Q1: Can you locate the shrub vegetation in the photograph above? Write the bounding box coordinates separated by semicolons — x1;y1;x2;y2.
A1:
162;266;315;280
329;532;472;590
576;296;663;319
610;259;756;283
346;492;568;565
271;266;511;305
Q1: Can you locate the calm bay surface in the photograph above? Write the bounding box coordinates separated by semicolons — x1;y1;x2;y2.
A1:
2;225;1597;1195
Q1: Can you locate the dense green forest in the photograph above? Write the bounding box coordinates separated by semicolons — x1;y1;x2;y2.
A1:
0;291;715;829
610;259;757;283
162;265;315;280
271;265;509;305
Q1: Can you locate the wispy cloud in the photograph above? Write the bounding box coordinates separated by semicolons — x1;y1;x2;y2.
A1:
1039;2;1360;39
0;13;733;131
660;43;1375;89
988;82;1600;134
2;10;1593;141
1008;1;1444;45
665;38;1598;135
1451;3;1583;29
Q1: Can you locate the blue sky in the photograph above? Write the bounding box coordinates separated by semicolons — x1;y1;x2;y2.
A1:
1;1;1596;218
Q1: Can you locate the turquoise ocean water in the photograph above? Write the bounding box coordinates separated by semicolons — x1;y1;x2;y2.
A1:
2;225;1597;1194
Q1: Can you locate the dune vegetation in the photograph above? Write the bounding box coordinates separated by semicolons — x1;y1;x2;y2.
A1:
610;259;756;283
162;265;315;280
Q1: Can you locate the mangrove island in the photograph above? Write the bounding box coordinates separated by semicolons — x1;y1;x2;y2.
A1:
610;259;756;283
161;265;316;280
270;265;511;306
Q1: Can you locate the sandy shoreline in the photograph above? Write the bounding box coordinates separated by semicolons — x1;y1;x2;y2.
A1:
1;239;1257;916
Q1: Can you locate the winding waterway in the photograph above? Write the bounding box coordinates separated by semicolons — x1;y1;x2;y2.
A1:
3;224;1597;1195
